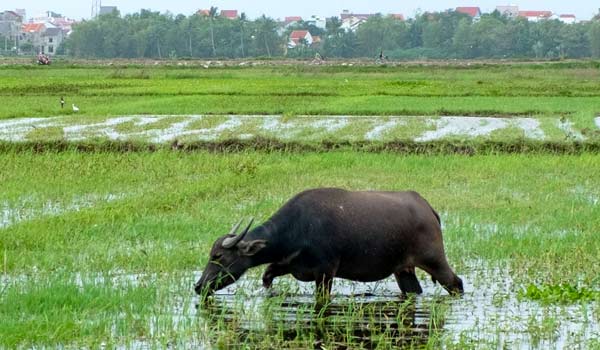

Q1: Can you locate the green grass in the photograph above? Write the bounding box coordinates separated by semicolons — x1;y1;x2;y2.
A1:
519;284;600;304
0;151;598;348
0;63;599;130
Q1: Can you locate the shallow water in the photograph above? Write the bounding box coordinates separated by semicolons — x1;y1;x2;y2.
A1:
174;261;598;349
0;115;585;143
2;260;597;349
0;193;126;229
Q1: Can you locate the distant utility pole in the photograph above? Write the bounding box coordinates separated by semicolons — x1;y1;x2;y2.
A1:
91;0;101;18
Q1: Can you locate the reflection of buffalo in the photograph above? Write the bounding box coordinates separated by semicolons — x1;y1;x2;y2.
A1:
200;294;445;349
195;188;463;300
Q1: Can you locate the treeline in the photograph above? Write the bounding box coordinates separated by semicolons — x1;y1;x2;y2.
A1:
65;8;600;59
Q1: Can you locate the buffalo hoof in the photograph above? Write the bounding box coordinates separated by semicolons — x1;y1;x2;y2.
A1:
262;271;276;288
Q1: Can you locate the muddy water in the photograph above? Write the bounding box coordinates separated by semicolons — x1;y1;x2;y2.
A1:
182;261;598;349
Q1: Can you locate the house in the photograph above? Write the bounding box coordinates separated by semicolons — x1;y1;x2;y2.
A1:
340;10;375;32
390;14;405;21
0;10;22;22
41;27;64;55
196;9;210;16
220;10;238;19
14;9;26;20
0;10;23;37
340;16;367;32
52;17;76;34
518;11;553;22
455;7;482;19
288;30;313;49
559;14;576;24
285;16;302;25
21;22;46;53
496;5;519;18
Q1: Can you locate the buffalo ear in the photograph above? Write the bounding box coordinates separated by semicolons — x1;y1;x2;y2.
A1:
238;240;267;256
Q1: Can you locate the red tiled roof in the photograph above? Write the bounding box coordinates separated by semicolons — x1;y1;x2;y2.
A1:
390;14;405;20
518;11;552;18
290;30;309;40
312;36;321;43
196;9;209;16
220;10;238;19
22;23;45;33
456;7;481;17
289;30;311;45
285;16;302;23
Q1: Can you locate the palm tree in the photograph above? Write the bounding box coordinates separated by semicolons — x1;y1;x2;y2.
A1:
326;16;343;37
256;15;277;57
239;12;247;57
208;6;218;56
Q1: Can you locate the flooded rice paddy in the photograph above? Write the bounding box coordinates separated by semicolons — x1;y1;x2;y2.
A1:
1;193;126;229
0;115;595;143
4;260;596;349
1;149;597;348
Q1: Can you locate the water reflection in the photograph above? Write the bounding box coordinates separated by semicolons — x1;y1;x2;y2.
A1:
196;278;450;349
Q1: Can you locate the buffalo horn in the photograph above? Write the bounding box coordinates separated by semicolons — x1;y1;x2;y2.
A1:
228;218;243;235
222;217;254;249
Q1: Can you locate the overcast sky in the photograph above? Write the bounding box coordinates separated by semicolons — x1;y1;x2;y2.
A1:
7;1;599;21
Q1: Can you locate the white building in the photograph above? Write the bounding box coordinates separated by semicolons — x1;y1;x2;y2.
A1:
306;15;326;30
340;10;374;32
518;11;553;22
558;14;576;24
42;27;64;55
496;5;519;18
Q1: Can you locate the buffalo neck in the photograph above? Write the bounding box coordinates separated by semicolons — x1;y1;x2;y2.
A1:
244;219;297;267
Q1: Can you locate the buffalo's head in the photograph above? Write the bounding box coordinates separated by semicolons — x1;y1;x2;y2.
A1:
194;218;267;297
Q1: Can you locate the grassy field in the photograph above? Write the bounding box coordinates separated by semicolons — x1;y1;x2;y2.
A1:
0;61;599;131
1;60;599;349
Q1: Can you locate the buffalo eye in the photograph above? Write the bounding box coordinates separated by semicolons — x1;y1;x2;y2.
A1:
212;253;222;260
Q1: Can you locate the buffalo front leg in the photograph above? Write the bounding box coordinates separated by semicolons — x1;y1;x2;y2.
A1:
394;267;423;295
419;257;464;295
315;273;334;304
262;263;291;289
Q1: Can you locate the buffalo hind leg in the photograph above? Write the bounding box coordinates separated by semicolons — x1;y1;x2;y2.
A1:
394;267;423;295
262;263;291;289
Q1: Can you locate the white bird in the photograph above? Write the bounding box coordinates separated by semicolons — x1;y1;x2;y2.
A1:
72;104;79;112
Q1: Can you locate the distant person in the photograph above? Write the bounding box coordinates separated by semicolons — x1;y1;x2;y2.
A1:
60;97;65;109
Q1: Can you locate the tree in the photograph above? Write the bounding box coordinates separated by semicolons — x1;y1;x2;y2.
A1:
453;18;475;58
326;17;343;37
60;8;597;60
239;12;247;57
208;6;218;56
254;15;280;57
356;15;410;57
557;24;588;58
590;21;600;58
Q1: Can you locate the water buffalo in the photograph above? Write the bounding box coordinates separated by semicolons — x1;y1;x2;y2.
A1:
194;188;463;299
